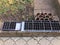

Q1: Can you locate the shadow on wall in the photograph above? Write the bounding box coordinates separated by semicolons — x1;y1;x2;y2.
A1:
52;0;60;21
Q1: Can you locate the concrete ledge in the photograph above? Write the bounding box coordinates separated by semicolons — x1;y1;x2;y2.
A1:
0;31;60;37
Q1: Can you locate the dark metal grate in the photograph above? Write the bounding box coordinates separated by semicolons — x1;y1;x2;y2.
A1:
24;20;60;31
51;21;60;30
3;22;10;30
2;20;60;32
3;22;16;31
9;22;16;30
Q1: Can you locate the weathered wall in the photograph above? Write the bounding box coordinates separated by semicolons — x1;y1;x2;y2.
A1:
34;0;60;21
34;0;56;15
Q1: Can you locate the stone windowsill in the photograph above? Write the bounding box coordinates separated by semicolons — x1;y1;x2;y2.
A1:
0;22;60;37
0;31;60;37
